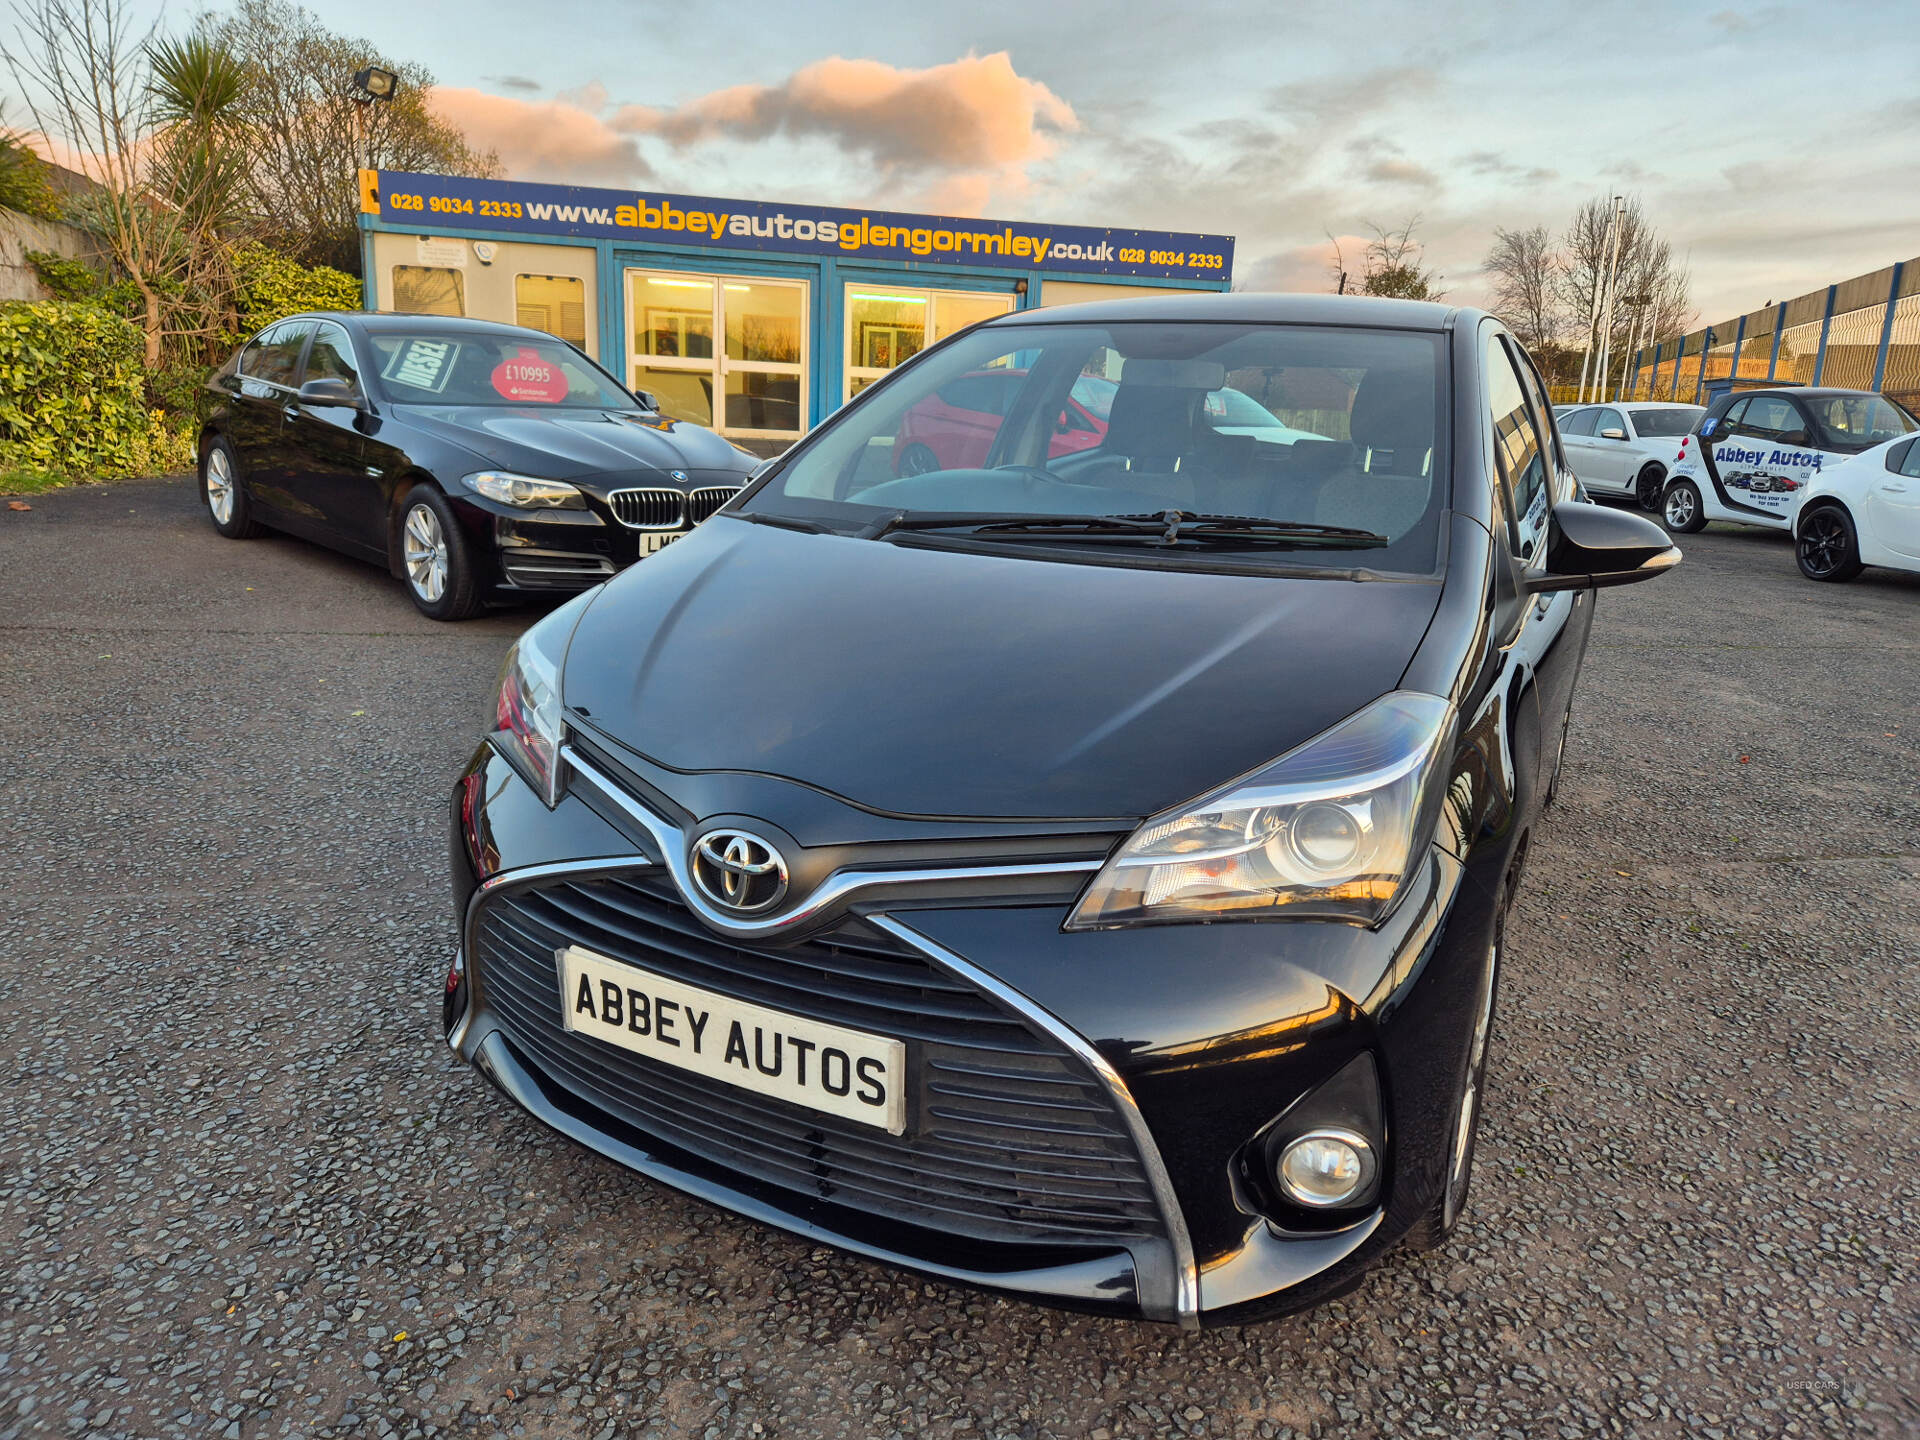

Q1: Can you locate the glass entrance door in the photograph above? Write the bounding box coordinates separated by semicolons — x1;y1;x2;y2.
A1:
628;269;808;453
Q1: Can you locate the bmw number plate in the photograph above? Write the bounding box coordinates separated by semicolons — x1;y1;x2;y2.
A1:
557;945;907;1134
639;531;683;556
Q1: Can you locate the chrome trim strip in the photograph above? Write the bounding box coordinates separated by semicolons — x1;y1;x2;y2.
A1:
605;487;686;531
864;913;1201;1328
562;745;1101;939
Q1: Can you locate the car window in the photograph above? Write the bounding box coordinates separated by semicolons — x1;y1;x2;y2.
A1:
754;320;1449;574
1889;437;1920;477
1706;398;1747;439
1487;335;1550;556
241;322;312;389
304;323;362;397
1810;394;1916;451
1630;407;1702;438
1558;407;1596;437
365;330;633;408
1736;396;1805;440
1594;408;1627;437
1069;374;1117;420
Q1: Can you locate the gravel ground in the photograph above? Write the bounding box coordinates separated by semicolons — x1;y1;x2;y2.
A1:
2;479;1916;1440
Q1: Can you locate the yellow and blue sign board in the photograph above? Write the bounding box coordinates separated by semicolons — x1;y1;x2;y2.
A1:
365;170;1233;284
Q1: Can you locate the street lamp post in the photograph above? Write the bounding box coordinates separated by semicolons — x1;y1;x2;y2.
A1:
350;65;400;174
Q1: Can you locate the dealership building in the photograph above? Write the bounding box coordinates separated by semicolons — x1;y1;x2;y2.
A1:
357;169;1235;455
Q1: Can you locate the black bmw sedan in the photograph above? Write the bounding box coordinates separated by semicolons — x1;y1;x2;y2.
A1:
445;294;1679;1325
197;313;756;619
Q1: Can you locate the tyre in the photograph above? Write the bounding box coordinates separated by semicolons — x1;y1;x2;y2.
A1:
1796;504;1864;583
1635;463;1667;513
397;483;483;621
897;443;941;476
1662;479;1706;534
200;436;263;539
1405;876;1508;1251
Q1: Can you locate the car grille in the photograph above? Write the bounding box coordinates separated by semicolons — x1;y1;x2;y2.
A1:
686;486;740;523
470;871;1167;1248
607;488;683;530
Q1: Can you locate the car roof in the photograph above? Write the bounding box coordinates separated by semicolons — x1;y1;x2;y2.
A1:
996;291;1468;331
279;310;559;341
1617;399;1702;408
1726;386;1886;402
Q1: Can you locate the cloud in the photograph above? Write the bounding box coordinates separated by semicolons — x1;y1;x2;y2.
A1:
1365;157;1438;187
427;88;651;184
1707;8;1753;34
611;52;1075;206
1461;150;1558;184
486;75;540;93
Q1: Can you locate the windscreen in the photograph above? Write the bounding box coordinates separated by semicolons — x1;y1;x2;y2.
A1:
750;321;1447;572
367;331;634;408
1630;407;1702;437
1808;393;1916;452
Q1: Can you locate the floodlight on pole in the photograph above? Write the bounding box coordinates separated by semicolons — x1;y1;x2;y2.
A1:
350;66;400;177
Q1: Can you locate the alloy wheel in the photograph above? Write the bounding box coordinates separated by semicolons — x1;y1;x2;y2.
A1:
1798;510;1848;578
1637;467;1664;511
1663;485;1696;531
1443;938;1499;1229
403;503;449;603
205;447;235;524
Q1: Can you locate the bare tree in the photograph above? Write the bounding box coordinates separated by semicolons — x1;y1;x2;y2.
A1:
1329;216;1446;301
1483;224;1560;351
207;0;500;273
1557;196;1692;397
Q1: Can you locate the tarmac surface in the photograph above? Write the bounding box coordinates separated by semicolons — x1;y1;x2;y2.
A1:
2;478;1916;1439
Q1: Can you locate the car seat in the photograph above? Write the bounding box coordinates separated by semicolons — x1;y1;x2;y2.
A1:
1313;368;1434;537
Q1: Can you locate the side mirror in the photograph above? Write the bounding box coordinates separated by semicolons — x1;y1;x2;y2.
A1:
1525;500;1680;593
1598;427;1628;441
297;377;361;408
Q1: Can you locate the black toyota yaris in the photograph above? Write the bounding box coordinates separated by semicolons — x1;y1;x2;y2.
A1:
444;294;1678;1325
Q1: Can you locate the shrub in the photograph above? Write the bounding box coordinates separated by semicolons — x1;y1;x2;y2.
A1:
0;301;178;478
25;249;107;301
231;241;361;334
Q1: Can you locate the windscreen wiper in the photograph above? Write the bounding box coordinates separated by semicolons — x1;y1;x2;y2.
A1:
873;509;1388;548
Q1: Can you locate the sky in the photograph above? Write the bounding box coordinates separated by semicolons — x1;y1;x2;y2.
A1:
17;0;1920;326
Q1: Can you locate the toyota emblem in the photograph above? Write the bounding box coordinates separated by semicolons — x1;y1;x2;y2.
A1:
689;829;789;914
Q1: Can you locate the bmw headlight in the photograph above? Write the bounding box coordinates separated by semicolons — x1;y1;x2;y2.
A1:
1066;692;1456;930
492;589;598;806
461;471;586;509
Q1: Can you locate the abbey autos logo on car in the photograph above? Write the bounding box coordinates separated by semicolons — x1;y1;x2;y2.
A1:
1677;414;1827;521
363;170;1233;282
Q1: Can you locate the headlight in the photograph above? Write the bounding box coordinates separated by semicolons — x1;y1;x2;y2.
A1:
492;589;598;806
461;471;586;509
1066;691;1456;930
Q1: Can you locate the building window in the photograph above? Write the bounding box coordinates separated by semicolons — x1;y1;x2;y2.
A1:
845;285;1013;399
515;274;587;347
393;265;465;317
627;269;807;449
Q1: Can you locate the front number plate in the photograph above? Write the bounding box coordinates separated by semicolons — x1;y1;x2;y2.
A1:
638;530;683;556
557;945;907;1134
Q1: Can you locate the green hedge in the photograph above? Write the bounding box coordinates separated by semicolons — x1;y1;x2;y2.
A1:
0;301;186;478
232;242;361;333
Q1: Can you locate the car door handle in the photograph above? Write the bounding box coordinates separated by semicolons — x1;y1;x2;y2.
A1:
1884;483;1910;494
283;404;301;422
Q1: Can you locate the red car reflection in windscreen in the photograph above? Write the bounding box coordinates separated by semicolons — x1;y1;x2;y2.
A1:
896;371;1116;475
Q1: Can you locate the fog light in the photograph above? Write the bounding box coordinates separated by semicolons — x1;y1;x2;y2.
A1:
1275;1128;1376;1208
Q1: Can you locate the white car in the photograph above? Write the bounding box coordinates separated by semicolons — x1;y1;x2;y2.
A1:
1792;431;1920;581
1660;387;1916;535
1556;401;1703;511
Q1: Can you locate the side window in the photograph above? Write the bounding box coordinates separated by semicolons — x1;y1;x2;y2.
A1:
242;322;312;389
1708;398;1746;439
304;324;362;397
1486;333;1550;557
1511;339;1572;504
1559;407;1597;437
1892;437;1920;478
1595;407;1627;438
1737;395;1799;439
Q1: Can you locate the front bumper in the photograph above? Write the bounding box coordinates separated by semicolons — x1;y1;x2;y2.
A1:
446;738;1498;1325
